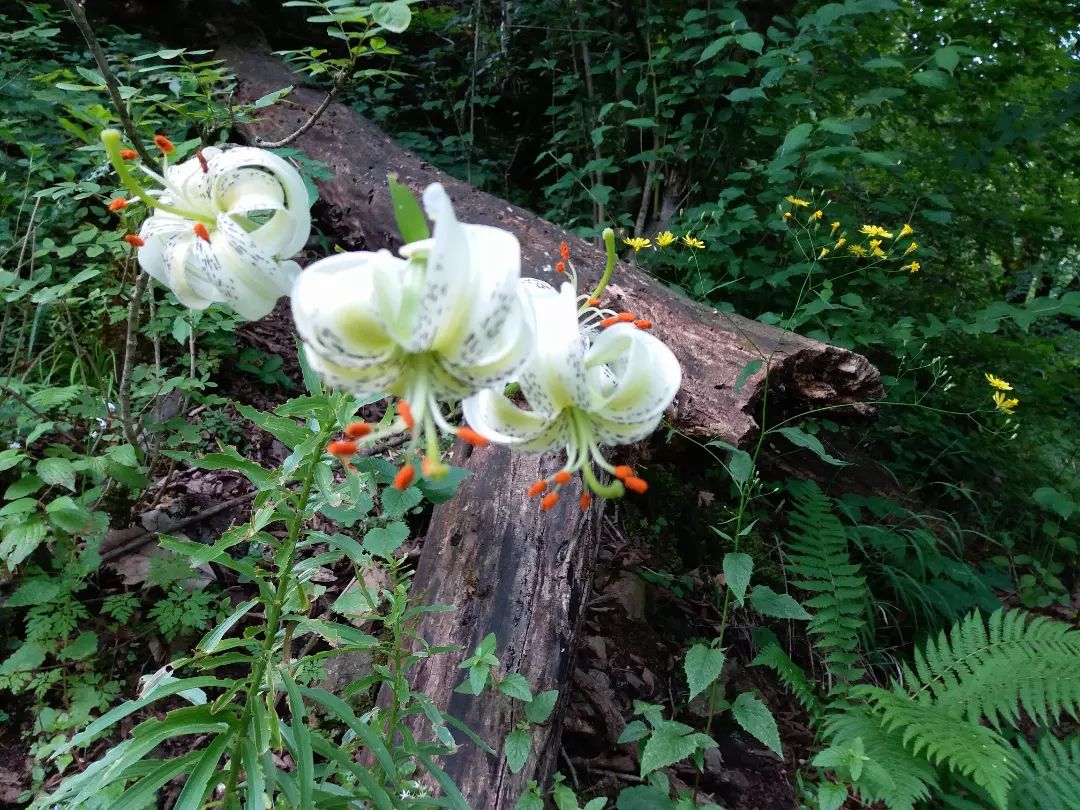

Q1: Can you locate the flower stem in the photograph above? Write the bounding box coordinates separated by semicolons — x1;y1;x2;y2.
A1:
588;227;618;302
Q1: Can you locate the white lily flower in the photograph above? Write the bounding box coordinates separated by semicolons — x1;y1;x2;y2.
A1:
463;277;681;507
101;130;310;321
293;183;533;476
137;147;310;320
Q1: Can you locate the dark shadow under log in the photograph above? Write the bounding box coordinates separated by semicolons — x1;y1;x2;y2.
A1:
217;42;883;808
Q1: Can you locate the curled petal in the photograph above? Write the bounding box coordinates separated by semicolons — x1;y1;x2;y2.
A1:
463;389;555;446
517;281;590;413
585;323;682;425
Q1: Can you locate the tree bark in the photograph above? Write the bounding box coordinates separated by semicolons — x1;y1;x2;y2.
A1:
218;43;882;808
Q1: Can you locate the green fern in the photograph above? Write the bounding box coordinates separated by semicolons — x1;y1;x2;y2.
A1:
751;639;824;724
899;608;1080;730
823;707;938;810
785;480;867;687
1009;735;1080;810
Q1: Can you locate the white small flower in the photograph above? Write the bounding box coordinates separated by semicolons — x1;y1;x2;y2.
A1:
136;147;310;320
8;442;21;450
293;183;533;467
464;279;681;504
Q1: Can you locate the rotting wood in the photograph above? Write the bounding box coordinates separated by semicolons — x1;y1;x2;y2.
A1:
218;42;882;808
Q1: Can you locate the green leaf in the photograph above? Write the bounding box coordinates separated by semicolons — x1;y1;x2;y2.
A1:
60;631;98;661
295;338;324;396
684;644;726;702
173;731;235;810
381;484;423;518
775;427;847;465
416;465;470;503
639;719;700;775
723;552;754;607
37;456;76;490
1032;486;1075;520
253;85;293;108
732;692;782;756
5;576;59;607
371;0;412;33
913;69;953;89
504;729;532;774
388;173;429;242
780;122;813;153
726;86;767;103
736;32;765;53
749;585;811;620
110;751;201;810
733;359;762;393
0;449;26;472
817;781;847;810
625;117;658;128
198;598;259;654
615;786;672;809
498;673;534;702
4;475;43;500
525;689;559;724
0;641;46;675
165;448;272;489
697;36;732;63
282;673;314;810
363;521;410;558
0;515;47;567
862;56;905;70
618;720;649;744
933;46;959;73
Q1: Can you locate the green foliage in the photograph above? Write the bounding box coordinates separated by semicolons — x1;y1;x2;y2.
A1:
1009;735;1080;810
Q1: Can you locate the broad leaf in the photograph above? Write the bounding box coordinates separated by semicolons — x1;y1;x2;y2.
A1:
732;692;782;756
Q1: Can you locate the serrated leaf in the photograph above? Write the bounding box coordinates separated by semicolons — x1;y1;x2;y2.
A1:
639;720;700;775
732;692;782;756
0;516;47;567
723;552;754;606
775;427;847;465
525;689;559;724
684;644;726;702
498;673;533;702
37;457;76;490
363;521;409;558
617;719;649;744
504;729;532;773
381;484;422;518
60;631;98;661
5;577;59;607
749;585;811;619
817;781;847;810
4;475;43;501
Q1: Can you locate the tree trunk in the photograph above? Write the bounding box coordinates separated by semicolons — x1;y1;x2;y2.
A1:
218;43;882;808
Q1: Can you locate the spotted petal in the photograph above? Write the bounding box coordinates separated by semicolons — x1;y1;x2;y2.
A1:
585;323;682;425
463;389;559;448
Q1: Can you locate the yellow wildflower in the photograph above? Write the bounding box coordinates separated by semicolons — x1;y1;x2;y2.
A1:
830;221;841;235
869;239;886;258
655;231;676;248
811;209;823;221
624;236;652;252
899;223;914;238
984;373;1013;391
859;224;893;239
902;261;920;272
835;237;847;248
681;233;706;249
904;241;918;255
785;195;810;208
783;212;793;221
993;391;1019;415
848;244;868;258
818;247;830;259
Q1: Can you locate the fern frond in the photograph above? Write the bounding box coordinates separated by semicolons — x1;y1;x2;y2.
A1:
902;608;1080;730
862;689;1016;809
785;480;867;686
751;641;824;723
1009;735;1080;810
824;705;938;810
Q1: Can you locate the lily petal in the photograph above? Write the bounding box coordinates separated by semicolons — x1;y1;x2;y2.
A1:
585;323;682;424
463;389;558;446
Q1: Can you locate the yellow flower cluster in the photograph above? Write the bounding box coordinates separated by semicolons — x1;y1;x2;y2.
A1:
623;230;706;252
985;373;1019;415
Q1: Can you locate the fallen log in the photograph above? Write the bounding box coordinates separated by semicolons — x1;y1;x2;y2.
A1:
218;42;882;808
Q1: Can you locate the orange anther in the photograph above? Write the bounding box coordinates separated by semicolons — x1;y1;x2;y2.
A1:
553;471;572;485
327;439;358;457
540;492;560;511
555;261;566;273
393;463;415;490
625;476;649;494
613;465;634;480
587;297;601;307
108;197;128;212
617;312;636;323
560;241;570;261
119;149;137;160
457;427;489;447
527;479;548;498
153;135;175;154
124;234;145;247
579;493;592;511
193;223;211;242
397;400;415;430
195;149;209;173
344;422;372;438
634;319;652;330
600;316;619;328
